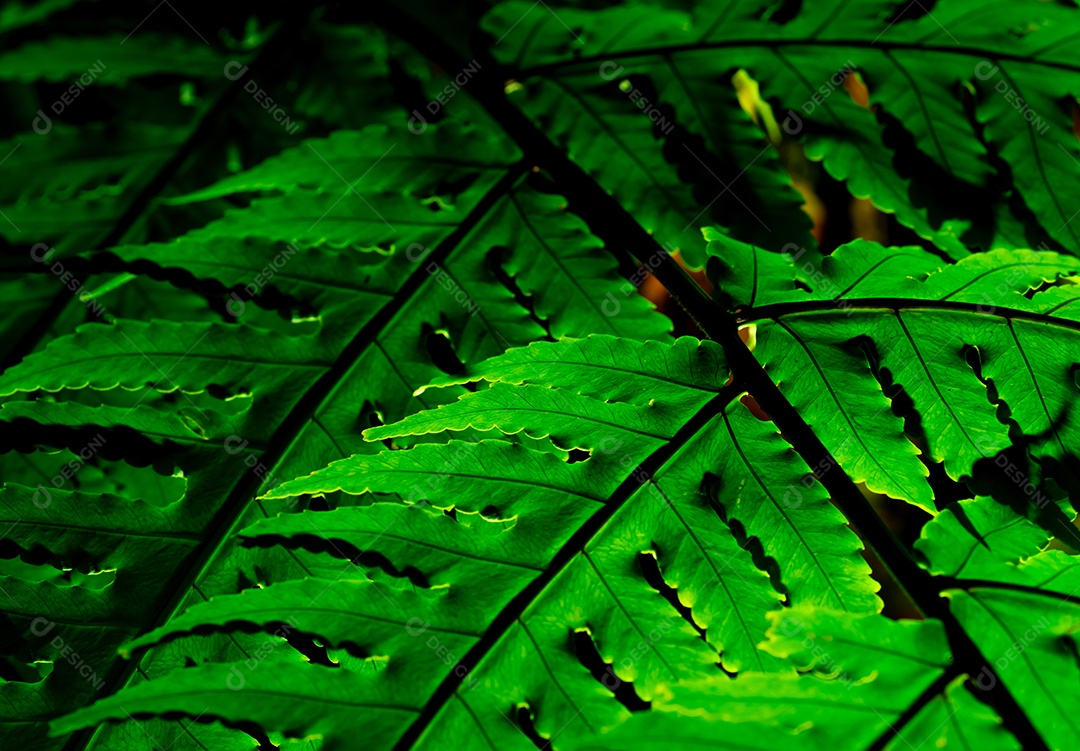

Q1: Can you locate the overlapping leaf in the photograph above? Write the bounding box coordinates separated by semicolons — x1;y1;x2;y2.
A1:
709;231;1080;511
2;2;1079;750
484;0;1080;257
0;105;666;750
53;335;884;748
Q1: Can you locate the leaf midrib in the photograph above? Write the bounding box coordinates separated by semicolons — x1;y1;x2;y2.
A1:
996;67;1080;248
82;165;532;745
773;318;910;498
967;593;1080;734
147;603;484;641
390;386;740;750
344;7;1051;747
490;358;722;391
0;515;201;542
720;409;849;611
507;189;622;336
741;297;1080;335
253;526;546;572
519;38;1080;79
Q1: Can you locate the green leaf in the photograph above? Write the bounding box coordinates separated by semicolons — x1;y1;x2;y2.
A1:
0;35;224;84
4;3;1080;749
486;0;1080;255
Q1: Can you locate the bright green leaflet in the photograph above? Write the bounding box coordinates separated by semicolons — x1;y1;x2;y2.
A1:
1;1;1078;750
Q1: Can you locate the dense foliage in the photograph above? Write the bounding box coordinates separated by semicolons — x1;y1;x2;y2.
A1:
1;1;1079;749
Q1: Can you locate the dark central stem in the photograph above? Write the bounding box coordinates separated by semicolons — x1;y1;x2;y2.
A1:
363;5;1047;750
2;20;289;377
59;14;316;751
